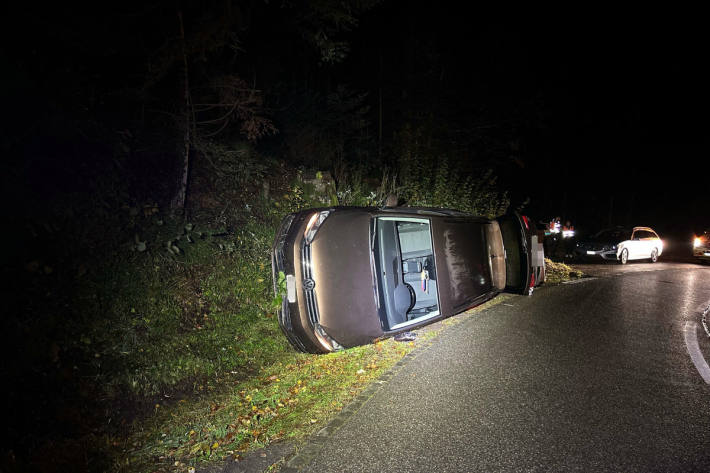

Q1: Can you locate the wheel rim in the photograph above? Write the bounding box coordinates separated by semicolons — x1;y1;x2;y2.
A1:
651;249;658;262
621;250;628;264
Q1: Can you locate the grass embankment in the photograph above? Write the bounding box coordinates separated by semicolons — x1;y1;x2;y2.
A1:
10;165;523;473
115;287;508;473
101;207;512;472
543;258;584;284
64;192;415;473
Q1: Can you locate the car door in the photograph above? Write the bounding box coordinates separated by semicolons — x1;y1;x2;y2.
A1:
628;229;643;259
637;230;655;258
497;213;535;295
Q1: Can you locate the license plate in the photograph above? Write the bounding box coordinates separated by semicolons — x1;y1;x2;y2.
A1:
705;252;710;257
586;251;596;255
286;274;296;303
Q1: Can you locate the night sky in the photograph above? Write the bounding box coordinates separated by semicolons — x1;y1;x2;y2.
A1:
2;3;707;236
344;7;707;236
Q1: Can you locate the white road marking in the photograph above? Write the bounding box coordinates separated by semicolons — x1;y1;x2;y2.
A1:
683;321;710;384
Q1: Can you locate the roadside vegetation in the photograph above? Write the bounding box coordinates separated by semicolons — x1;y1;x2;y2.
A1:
5;2;553;473
6;133;512;473
543;258;584;284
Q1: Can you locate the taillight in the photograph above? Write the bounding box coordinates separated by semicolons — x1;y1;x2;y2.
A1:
522;215;530;230
528;271;535;296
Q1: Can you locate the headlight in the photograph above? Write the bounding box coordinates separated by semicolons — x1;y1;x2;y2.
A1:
313;323;343;352
303;210;331;244
694;237;702;248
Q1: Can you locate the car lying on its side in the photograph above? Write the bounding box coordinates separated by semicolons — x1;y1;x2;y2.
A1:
574;226;663;264
272;206;544;353
693;230;710;261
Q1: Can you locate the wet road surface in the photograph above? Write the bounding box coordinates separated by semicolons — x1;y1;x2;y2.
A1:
289;263;710;472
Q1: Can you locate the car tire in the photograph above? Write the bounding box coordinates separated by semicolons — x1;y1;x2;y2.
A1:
620;249;629;265
650;248;658;263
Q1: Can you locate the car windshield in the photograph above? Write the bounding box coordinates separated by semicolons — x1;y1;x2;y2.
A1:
592;229;630;241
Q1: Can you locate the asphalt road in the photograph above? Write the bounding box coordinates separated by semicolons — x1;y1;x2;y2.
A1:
289;262;710;472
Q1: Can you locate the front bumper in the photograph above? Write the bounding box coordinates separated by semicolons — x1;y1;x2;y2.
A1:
574;248;619;261
272;212;329;353
693;247;710;260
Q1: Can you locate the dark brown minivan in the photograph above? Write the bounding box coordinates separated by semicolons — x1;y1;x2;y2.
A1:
272;207;544;353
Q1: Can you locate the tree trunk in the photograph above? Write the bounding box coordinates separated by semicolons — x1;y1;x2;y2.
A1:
171;8;191;213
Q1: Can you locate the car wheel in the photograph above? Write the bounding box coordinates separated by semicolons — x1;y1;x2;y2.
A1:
650;248;658;263
620;248;629;265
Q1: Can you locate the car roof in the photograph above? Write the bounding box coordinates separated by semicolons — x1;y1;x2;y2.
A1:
313;205;484;218
632;226;657;232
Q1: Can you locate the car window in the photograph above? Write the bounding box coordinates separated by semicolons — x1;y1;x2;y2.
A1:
594;229;630;241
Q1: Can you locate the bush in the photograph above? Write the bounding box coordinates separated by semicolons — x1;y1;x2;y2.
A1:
544;258;583;284
393;125;509;217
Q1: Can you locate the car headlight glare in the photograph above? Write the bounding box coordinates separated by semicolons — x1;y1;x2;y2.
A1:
694;237;702;248
303;210;331;244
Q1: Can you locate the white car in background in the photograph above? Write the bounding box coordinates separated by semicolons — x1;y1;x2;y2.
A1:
575;226;663;264
617;227;663;264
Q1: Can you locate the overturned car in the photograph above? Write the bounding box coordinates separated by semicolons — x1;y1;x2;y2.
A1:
272;207;544;353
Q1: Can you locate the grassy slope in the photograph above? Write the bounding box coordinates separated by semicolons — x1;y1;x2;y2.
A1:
9;156;535;473
101;205;520;472
67;183;415;473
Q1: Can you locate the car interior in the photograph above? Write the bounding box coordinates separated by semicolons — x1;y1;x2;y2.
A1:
375;218;439;330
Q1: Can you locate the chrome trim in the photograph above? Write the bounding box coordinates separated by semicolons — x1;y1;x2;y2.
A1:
301;243;320;326
273;214;308;351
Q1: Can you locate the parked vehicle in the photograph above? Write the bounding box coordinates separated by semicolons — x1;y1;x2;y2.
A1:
693;230;710;261
574;226;663;264
272;206;544;353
